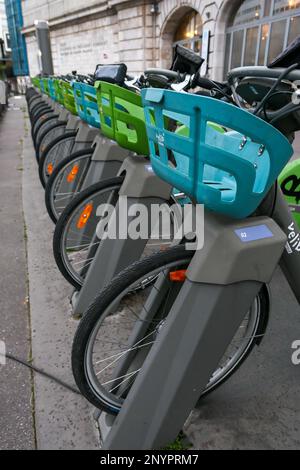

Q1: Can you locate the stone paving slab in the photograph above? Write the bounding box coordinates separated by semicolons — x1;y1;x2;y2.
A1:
0;97;35;450
22;105;100;450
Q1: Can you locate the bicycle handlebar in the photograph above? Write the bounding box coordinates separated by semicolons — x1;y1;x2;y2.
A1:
144;69;181;80
228;66;300;84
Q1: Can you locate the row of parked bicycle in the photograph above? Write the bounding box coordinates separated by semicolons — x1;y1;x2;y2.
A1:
26;43;300;447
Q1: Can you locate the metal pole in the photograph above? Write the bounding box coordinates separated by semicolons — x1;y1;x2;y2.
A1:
35;20;53;75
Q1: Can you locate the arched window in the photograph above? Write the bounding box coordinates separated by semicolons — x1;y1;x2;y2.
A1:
173;11;203;53
224;0;300;74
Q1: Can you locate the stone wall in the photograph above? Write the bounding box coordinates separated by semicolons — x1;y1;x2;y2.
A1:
22;0;239;79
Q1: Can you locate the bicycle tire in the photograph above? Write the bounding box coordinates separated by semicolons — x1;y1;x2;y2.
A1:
28;99;44;115
28;96;42;111
53;176;125;289
72;244;269;413
38;132;77;188
30;104;50;124
31;107;52;130
33;114;58;146
35;122;67;163
30;103;50;122
45;148;94;223
32;111;56;142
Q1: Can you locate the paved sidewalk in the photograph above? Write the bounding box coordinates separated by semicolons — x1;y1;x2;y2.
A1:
1;97;99;450
0;97;35;449
22;104;100;449
186;268;300;450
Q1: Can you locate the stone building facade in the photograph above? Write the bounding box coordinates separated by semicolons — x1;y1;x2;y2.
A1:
0;0;9;54
21;0;300;80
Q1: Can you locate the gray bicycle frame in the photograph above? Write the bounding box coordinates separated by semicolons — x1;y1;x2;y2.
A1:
79;135;132;190
273;187;300;303
72;168;300;318
94;185;300;450
51;135;133;217
72;155;173;315
48;118;99;158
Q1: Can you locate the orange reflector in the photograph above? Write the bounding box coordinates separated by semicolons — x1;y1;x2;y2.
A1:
47;163;53;175
169;270;187;282
67;164;79;183
77;203;93;229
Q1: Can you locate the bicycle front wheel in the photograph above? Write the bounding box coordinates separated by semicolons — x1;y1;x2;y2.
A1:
38;132;77;187
33;114;58;146
72;245;269;413
45;148;94;223
53;177;125;289
36;122;67;163
53;177;179;289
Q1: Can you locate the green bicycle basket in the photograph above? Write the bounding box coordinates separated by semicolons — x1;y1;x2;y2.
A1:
31;77;41;90
61;80;77;115
53;79;64;105
95;81;149;155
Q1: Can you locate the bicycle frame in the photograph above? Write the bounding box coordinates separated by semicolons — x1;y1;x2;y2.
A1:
93;185;300;450
74;134;132;192
273;186;300;303
72;155;173;315
44;119;99;170
49;135;132;221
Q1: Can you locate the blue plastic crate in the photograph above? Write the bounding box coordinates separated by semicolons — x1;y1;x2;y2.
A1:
73;82;100;128
39;79;45;93
48;78;56;101
142;88;293;219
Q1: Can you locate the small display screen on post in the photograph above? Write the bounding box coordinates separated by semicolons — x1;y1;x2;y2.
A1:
235;224;274;243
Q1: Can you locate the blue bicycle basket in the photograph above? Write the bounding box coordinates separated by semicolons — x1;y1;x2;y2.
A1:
39;79;45;94
48;78;56;101
73;82;101;128
142;89;293;219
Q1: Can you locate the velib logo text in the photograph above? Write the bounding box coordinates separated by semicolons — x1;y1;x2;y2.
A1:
291;340;300;365
285;222;300;254
0;340;6;366
95;196;205;251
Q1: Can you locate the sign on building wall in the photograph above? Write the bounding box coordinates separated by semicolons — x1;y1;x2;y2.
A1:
201;29;210;76
55;28;117;74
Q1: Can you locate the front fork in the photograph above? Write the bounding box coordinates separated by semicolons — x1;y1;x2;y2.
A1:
272;185;300;304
